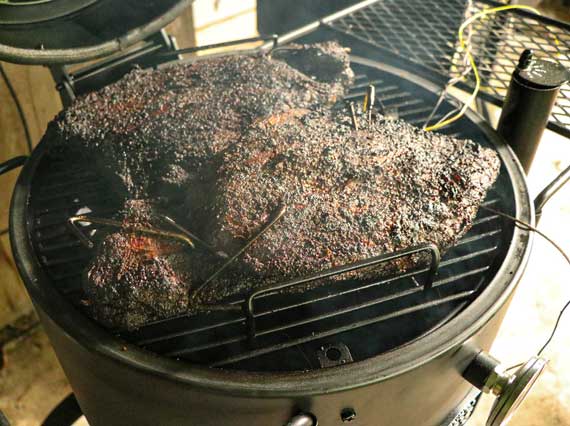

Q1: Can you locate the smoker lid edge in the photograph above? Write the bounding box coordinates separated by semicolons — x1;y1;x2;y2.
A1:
0;0;194;65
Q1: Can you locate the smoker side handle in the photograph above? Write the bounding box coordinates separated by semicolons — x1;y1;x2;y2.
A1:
534;164;570;221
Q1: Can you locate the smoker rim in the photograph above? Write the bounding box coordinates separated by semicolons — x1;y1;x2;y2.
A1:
9;70;533;398
0;0;194;65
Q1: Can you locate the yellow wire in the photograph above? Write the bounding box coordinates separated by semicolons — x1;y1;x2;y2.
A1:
425;5;541;132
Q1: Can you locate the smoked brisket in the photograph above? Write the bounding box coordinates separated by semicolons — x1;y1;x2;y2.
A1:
51;42;353;199
191;110;500;304
51;43;501;330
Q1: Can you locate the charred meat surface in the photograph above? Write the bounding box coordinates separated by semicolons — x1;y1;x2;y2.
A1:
83;200;194;330
50;42;353;199
51;41;501;330
82;107;500;325
193;110;500;304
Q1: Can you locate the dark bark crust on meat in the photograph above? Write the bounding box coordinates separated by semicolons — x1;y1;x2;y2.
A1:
72;42;355;330
192;110;500;304
49;42;353;200
48;42;501;331
83;200;195;330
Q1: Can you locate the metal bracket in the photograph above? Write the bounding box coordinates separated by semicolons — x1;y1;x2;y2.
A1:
244;243;441;346
157;34;279;59
46;31;280;108
48;29;178;107
316;343;354;368
49;66;76;107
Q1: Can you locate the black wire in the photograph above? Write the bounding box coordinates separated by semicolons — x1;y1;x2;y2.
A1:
0;155;27;175
0;62;33;154
482;206;570;370
537;299;570;357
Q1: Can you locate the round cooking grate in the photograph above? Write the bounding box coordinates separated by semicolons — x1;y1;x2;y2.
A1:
20;53;518;372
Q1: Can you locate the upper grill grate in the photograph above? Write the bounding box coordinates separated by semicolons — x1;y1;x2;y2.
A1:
326;0;570;137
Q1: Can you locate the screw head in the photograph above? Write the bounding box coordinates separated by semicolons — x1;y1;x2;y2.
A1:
341;408;357;422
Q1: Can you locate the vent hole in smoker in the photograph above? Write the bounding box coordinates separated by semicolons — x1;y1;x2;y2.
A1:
326;347;342;361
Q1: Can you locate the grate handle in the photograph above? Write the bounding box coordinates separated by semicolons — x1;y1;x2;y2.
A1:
534;164;570;222
244;243;440;346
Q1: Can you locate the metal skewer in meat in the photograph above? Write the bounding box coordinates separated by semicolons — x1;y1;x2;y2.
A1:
82;200;198;330
364;84;376;125
348;101;358;131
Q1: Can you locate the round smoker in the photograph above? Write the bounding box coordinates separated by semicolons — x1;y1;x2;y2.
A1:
11;57;533;425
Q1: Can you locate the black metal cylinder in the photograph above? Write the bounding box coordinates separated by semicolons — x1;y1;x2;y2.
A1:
497;50;569;173
462;351;500;390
